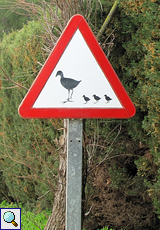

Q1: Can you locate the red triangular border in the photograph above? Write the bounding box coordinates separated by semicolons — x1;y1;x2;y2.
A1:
18;14;136;119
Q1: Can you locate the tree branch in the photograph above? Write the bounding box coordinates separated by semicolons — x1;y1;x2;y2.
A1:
0;65;28;90
96;0;119;41
38;190;50;200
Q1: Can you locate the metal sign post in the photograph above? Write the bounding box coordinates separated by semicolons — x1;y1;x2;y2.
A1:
66;119;83;230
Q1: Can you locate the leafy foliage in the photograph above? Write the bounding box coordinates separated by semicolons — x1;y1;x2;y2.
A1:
0;20;63;211
83;1;160;229
116;0;160;218
0;0;31;39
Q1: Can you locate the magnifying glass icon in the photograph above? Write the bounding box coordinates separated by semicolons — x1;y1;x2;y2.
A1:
3;211;18;227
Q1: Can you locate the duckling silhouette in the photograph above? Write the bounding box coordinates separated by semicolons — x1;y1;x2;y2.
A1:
93;94;101;103
83;95;90;104
104;94;112;103
56;70;81;101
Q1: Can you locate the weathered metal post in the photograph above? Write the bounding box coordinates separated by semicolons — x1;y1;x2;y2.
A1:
66;119;83;230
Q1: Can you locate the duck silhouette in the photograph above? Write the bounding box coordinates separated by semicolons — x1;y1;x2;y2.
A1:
104;94;112;103
56;70;81;101
93;94;101;103
83;95;90;104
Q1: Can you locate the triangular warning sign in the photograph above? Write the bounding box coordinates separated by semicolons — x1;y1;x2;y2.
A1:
18;14;136;119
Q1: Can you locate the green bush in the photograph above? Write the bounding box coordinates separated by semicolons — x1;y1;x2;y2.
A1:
0;20;62;211
84;1;160;229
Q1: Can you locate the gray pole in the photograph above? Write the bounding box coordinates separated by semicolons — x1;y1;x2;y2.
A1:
66;119;83;230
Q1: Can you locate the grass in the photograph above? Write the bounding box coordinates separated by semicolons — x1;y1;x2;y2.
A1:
0;200;50;229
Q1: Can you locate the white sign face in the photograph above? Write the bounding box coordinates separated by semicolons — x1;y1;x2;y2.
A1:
33;29;123;109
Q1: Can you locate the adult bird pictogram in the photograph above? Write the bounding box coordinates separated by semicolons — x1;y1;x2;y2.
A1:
83;95;90;104
93;94;101;103
56;70;81;102
104;94;112;103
